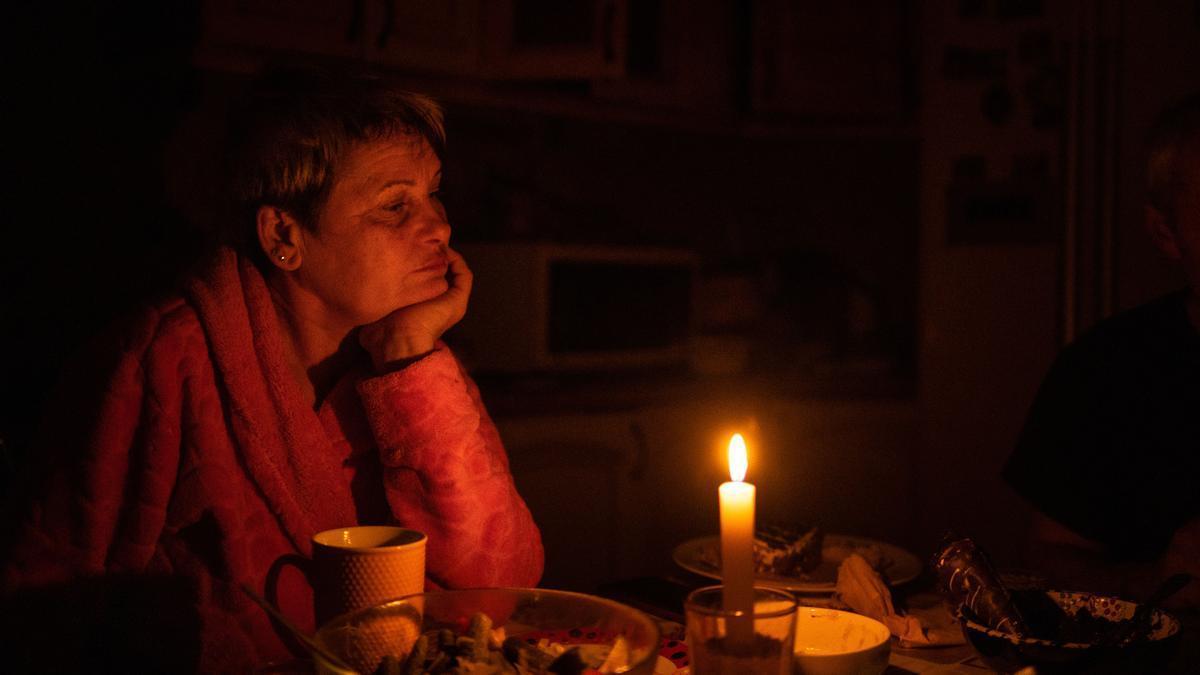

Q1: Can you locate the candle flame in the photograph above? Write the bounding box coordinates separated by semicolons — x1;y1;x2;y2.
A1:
727;433;747;482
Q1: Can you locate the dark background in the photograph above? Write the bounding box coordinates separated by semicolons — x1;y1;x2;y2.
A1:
2;1;1198;589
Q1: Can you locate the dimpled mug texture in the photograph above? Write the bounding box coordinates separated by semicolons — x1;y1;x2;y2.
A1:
312;526;426;624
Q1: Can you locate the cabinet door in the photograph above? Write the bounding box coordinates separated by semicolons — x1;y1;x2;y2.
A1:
751;0;910;121
752;399;918;546
625;398;920;573
366;0;482;75
479;0;627;79
201;0;365;60
497;412;642;592
506;404;767;584
619;403;739;578
590;0;735;111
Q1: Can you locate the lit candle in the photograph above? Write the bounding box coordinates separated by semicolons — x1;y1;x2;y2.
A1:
719;433;755;646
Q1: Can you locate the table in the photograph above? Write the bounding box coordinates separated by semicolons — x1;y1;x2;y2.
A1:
597;574;1200;674
596;574;982;672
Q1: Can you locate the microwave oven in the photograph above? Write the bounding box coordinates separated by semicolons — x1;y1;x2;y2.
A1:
450;242;698;373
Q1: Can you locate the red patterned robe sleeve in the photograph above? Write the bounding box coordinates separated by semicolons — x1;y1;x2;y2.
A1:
356;346;544;589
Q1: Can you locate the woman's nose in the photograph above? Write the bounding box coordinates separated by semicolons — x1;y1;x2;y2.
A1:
421;201;451;245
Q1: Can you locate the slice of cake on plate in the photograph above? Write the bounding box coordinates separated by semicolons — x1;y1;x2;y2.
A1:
753;523;824;577
695;523;825;578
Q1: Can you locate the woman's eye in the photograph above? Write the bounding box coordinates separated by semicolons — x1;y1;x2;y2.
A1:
385;201;407;213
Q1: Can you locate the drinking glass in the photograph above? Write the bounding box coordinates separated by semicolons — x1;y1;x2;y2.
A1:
685;585;797;675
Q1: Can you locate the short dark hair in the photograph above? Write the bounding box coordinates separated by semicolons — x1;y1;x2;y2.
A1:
223;67;445;263
1146;92;1200;224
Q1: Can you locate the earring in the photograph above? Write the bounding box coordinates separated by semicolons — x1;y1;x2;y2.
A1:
279;255;287;262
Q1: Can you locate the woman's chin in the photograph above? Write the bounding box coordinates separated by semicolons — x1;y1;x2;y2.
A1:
397;279;449;309
356;280;450;326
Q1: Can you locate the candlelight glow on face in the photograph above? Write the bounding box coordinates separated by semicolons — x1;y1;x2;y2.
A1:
727;433;748;482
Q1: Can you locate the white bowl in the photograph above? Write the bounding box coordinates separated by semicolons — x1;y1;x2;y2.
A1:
793;606;890;675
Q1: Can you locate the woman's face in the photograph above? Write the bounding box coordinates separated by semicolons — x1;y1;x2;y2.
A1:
296;134;450;327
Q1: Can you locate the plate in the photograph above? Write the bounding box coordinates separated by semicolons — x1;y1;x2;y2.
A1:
672;534;923;594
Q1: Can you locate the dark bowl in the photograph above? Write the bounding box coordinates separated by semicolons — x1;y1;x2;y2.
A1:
959;590;1181;674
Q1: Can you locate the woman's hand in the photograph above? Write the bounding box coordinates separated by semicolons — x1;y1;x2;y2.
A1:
358;248;472;371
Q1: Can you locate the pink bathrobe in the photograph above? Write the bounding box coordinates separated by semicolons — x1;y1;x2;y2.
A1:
2;248;543;671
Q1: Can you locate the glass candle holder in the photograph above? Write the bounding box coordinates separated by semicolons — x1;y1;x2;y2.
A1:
685;585;798;675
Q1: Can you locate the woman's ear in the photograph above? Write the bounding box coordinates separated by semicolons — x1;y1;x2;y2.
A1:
256;206;303;270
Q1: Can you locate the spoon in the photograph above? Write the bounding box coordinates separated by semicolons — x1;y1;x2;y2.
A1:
1114;572;1192;645
238;584;357;673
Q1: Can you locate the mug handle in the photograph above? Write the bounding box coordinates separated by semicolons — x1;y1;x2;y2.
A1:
262;553;315;653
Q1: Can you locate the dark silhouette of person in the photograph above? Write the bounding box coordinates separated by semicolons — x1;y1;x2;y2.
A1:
1004;93;1200;610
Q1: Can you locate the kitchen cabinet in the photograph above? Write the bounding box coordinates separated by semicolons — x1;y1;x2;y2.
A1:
590;0;736;112
476;0;628;80
194;0;912;128
750;0;912;122
366;0;483;76
198;0;627;80
495;396;918;592
496;409;645;592
200;0;365;61
367;0;630;79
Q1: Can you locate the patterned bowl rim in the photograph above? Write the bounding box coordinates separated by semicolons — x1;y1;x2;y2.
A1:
314;587;664;671
957;590;1180;648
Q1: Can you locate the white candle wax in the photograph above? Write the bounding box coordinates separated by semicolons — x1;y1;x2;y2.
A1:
719;434;755;646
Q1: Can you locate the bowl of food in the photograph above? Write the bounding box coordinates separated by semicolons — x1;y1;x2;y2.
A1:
313;587;663;675
792;606;890;675
958;589;1181;674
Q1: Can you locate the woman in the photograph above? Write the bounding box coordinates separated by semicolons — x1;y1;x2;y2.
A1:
2;69;543;671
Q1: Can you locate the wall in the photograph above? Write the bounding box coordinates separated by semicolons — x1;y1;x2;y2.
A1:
915;0;1200;567
496;396;917;593
915;3;1069;565
1;3;923;591
7;1;1197;590
441;105;920;372
2;2;206;457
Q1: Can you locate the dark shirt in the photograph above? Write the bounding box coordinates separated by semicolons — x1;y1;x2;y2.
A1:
1004;290;1200;562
